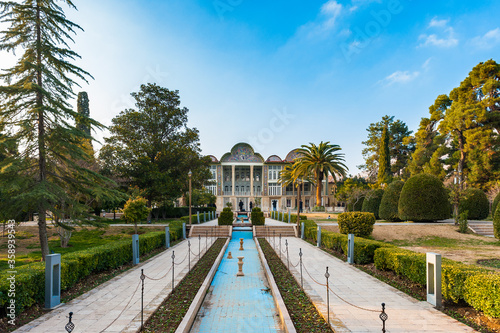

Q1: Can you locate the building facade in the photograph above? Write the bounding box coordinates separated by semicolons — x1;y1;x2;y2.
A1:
207;143;335;213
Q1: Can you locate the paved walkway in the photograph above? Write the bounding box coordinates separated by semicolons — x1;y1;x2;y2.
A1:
14;237;214;333
264;219;476;332
190;230;282;333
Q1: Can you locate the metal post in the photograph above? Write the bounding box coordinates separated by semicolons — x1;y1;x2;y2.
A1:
299;248;303;289
65;312;75;333
286;239;289;270
140;269;145;331
301;222;305;240
171;251;175;292
188;240;191;271
380;303;388;333
165;226;170;249
189;170;192;226
317;225;322;247
325;266;330;325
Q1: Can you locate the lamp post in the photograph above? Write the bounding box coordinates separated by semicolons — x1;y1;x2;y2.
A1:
188;170;192;226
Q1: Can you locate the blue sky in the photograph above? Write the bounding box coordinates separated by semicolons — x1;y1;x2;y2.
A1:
2;0;500;174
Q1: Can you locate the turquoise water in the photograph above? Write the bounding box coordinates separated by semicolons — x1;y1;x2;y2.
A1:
190;231;281;333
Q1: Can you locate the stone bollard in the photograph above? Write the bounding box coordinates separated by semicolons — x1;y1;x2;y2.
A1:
165;226;170;249
317;225;322;247
237;256;245;276
301;222;305;239
426;252;442;307
239;238;244;251
45;254;61;309
227;251;233;259
347;234;354;264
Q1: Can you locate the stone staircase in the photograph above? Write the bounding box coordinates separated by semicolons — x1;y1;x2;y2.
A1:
189;225;231;238
468;221;495;237
253;225;297;238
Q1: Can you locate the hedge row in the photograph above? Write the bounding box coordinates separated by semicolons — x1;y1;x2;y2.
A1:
251;207;265;225
0;222;183;315
218;208;233;225
180;212;215;224
374;247;500;318
271;211;306;223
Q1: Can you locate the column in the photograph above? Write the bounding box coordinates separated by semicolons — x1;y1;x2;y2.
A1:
250;165;254;197
231;165;235;197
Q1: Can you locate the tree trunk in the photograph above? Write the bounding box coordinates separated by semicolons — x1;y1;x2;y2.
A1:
458;132;465;191
36;2;49;261
316;171;323;207
296;183;301;237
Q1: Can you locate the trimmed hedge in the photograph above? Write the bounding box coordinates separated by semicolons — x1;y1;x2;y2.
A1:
303;220;318;241
337;212;376;237
218;207;233;225
493;192;500;219
398;173;451;221
0;226;183;315
251;207;265;225
362;189;384;219
458;188;489;220
379;180;404;222
150;206;215;219
373;247;500;318
494;204;500;240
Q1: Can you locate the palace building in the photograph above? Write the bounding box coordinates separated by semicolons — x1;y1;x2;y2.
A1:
206;143;337;213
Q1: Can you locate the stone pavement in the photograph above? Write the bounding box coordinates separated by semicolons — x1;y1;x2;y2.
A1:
14;237;215;333
190;230;282;333
264;221;476;333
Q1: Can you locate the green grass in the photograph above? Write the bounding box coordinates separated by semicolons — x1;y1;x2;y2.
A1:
388;236;498;248
478;259;500;269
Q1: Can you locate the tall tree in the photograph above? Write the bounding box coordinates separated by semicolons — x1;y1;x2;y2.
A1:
0;0;119;260
294;141;348;207
99;83;211;206
360;115;413;181
377;125;391;184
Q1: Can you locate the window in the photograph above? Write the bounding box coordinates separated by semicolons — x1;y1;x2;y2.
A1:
256;173;260;181
236;172;239;181
235;186;239;193
286;199;291;207
268;182;281;196
224;186;228;193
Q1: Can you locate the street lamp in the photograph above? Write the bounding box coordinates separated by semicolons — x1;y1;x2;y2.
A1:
188;170;192;226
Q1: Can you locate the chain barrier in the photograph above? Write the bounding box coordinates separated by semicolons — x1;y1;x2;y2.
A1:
143;265;172;281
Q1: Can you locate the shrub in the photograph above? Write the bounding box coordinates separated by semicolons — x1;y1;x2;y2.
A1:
337;212;376;237
218;207;233;225
362;189;384;219
379;180;404;221
251;207;265;225
493;192;500;219
398;173;451;222
464;273;500;318
458;211;468;234
302;220;318;241
459;188;489;220
282;213;307;223
494;204;500;240
320;230;393;264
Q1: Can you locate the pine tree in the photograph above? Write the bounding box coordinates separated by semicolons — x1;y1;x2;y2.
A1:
377;125;391;184
0;1;122;259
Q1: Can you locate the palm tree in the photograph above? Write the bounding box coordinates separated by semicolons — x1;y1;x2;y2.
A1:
294;142;348;208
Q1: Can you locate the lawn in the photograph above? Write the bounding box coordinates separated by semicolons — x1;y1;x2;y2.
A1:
0;224;171;270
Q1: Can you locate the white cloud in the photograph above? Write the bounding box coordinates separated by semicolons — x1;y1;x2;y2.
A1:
419;18;458;48
320;1;343;30
470;28;500;48
382;70;420;86
295;1;344;39
428;17;449;28
422;57;432;71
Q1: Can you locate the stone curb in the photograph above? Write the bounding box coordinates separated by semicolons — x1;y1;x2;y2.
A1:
174;238;230;333
255;236;297;333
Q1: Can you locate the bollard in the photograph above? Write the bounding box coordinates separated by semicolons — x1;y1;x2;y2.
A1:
197;211;200;224
325;266;330;325
239;238;244;251
45;254;61;309
65;312;75;333
171;251;175;292
132;234;140;265
165;226;170;249
182;223;186;239
380;303;388;333
140;269;145;330
301;222;305;239
347;234;354;264
286;239;289;270
426;253;442;307
204;211;206;222
288;208;291;223
236;256;245;276
317;225;322;247
299;248;303;289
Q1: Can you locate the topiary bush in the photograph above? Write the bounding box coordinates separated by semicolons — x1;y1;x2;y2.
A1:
251;207;265;225
459;188;489;220
398;173;451;222
492;192;500;219
218;207;234;225
494;204;500;240
361;189;384;219
337;212;376;237
379;180;404;221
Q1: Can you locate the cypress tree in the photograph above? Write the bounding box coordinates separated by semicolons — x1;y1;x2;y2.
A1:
377;125;391;184
0;1;122;259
